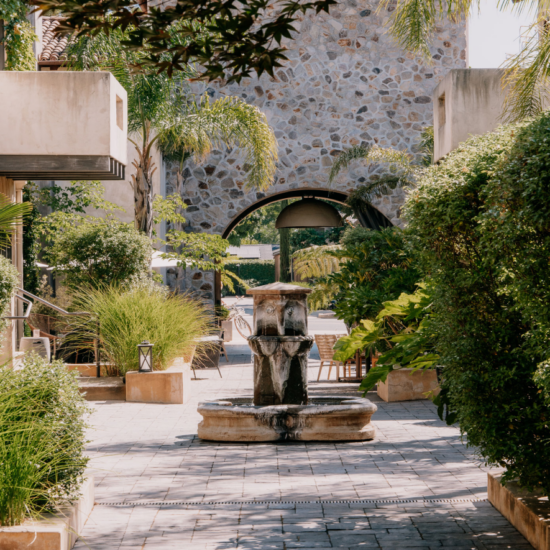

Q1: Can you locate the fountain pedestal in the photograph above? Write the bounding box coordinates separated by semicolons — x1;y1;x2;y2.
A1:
197;283;377;442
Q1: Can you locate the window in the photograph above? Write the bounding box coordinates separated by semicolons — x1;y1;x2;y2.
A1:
116;95;124;130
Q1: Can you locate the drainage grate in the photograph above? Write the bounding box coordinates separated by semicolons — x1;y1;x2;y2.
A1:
96;498;487;507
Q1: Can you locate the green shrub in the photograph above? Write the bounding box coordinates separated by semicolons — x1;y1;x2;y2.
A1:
0;354;89;525
330;226;420;326
45;218;151;290
224;260;275;295
66;283;213;375
0;255;20;337
404;117;550;494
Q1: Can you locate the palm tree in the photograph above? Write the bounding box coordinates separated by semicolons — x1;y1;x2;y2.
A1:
67;29;278;237
328;144;415;204
376;0;549;122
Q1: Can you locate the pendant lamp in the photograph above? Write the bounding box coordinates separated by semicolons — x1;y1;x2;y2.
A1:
275;198;344;229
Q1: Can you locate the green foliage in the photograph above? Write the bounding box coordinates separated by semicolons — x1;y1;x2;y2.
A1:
224;260;275;296
404;115;550;493
330;226;420;326
65;284;212;375
228;203;281;246
0;255;20;339
292;245;341;280
0;354;89;526
35;0;336;82
0;1;37;71
333;286;438;392
44;218;151;291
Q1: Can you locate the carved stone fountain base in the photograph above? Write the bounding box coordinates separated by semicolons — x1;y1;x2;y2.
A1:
197;397;377;442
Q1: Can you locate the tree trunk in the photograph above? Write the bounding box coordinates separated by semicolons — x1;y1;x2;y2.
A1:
131;122;156;239
279;200;291;283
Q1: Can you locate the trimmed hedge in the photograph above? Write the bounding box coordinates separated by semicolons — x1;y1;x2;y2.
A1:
405;115;550;494
224;260;275;295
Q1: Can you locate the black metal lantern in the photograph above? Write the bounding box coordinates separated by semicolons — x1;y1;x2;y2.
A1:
138;341;154;372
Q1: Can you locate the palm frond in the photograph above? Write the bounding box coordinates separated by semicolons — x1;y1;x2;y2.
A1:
502;14;550;122
0;195;32;249
292;245;342;279
378;0;473;60
329;145;413;186
158;94;278;191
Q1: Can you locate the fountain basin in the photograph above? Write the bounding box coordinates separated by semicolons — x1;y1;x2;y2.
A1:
197;397;377;442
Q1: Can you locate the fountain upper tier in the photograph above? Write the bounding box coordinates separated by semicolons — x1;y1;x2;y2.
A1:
248;283;311;337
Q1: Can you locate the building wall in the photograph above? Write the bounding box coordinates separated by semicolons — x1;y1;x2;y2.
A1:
165;0;467;302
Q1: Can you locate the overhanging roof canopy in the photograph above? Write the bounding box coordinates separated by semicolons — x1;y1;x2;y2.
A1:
0;72;127;180
275;198;344;229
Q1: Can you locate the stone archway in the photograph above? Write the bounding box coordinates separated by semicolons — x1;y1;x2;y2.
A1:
220;187;392;239
164;0;467;301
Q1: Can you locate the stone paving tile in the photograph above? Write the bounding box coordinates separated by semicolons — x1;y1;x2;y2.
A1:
74;357;532;549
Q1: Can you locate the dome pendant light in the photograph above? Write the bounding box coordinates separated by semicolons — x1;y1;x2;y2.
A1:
275;198;344;229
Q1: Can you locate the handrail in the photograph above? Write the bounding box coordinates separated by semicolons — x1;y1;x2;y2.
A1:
3;288;101;378
3;294;33;320
14;288;90;317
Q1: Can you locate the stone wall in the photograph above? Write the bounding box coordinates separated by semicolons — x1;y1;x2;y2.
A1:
165;0;467;300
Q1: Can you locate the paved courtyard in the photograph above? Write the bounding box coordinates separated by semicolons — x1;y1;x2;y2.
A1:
74;307;531;549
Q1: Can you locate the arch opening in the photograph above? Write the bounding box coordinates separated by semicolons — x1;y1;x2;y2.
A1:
221;187;393;239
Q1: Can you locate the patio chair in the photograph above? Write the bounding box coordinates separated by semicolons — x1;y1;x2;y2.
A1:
314;334;348;381
27;313;62;357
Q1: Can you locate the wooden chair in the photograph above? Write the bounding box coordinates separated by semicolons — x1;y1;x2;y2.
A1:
315;334;348;381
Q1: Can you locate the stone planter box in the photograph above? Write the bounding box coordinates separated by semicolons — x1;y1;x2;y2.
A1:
488;473;550;550
125;357;192;405
0;476;94;550
78;377;125;401
67;363;115;377
377;368;439;402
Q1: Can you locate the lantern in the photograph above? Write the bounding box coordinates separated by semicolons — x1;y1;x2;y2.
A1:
138;341;154;372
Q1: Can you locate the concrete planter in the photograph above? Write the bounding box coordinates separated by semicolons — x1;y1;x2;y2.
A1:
125;358;192;405
488;473;550;550
0;476;94;550
377;368;439;402
78;377;125;401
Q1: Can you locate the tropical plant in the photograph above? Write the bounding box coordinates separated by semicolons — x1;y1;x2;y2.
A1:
0;192;32;250
67;29;278;237
404;114;550;493
44;217;152;291
333;286;439;393
34;0;336;81
65;283;213;375
329;226;420;326
292;244;342;280
0;354;89;526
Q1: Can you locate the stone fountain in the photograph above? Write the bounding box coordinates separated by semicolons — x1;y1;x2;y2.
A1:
197;283;377;441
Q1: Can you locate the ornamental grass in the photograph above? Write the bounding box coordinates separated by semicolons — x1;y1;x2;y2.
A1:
65;283;213;375
0;354;89;526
